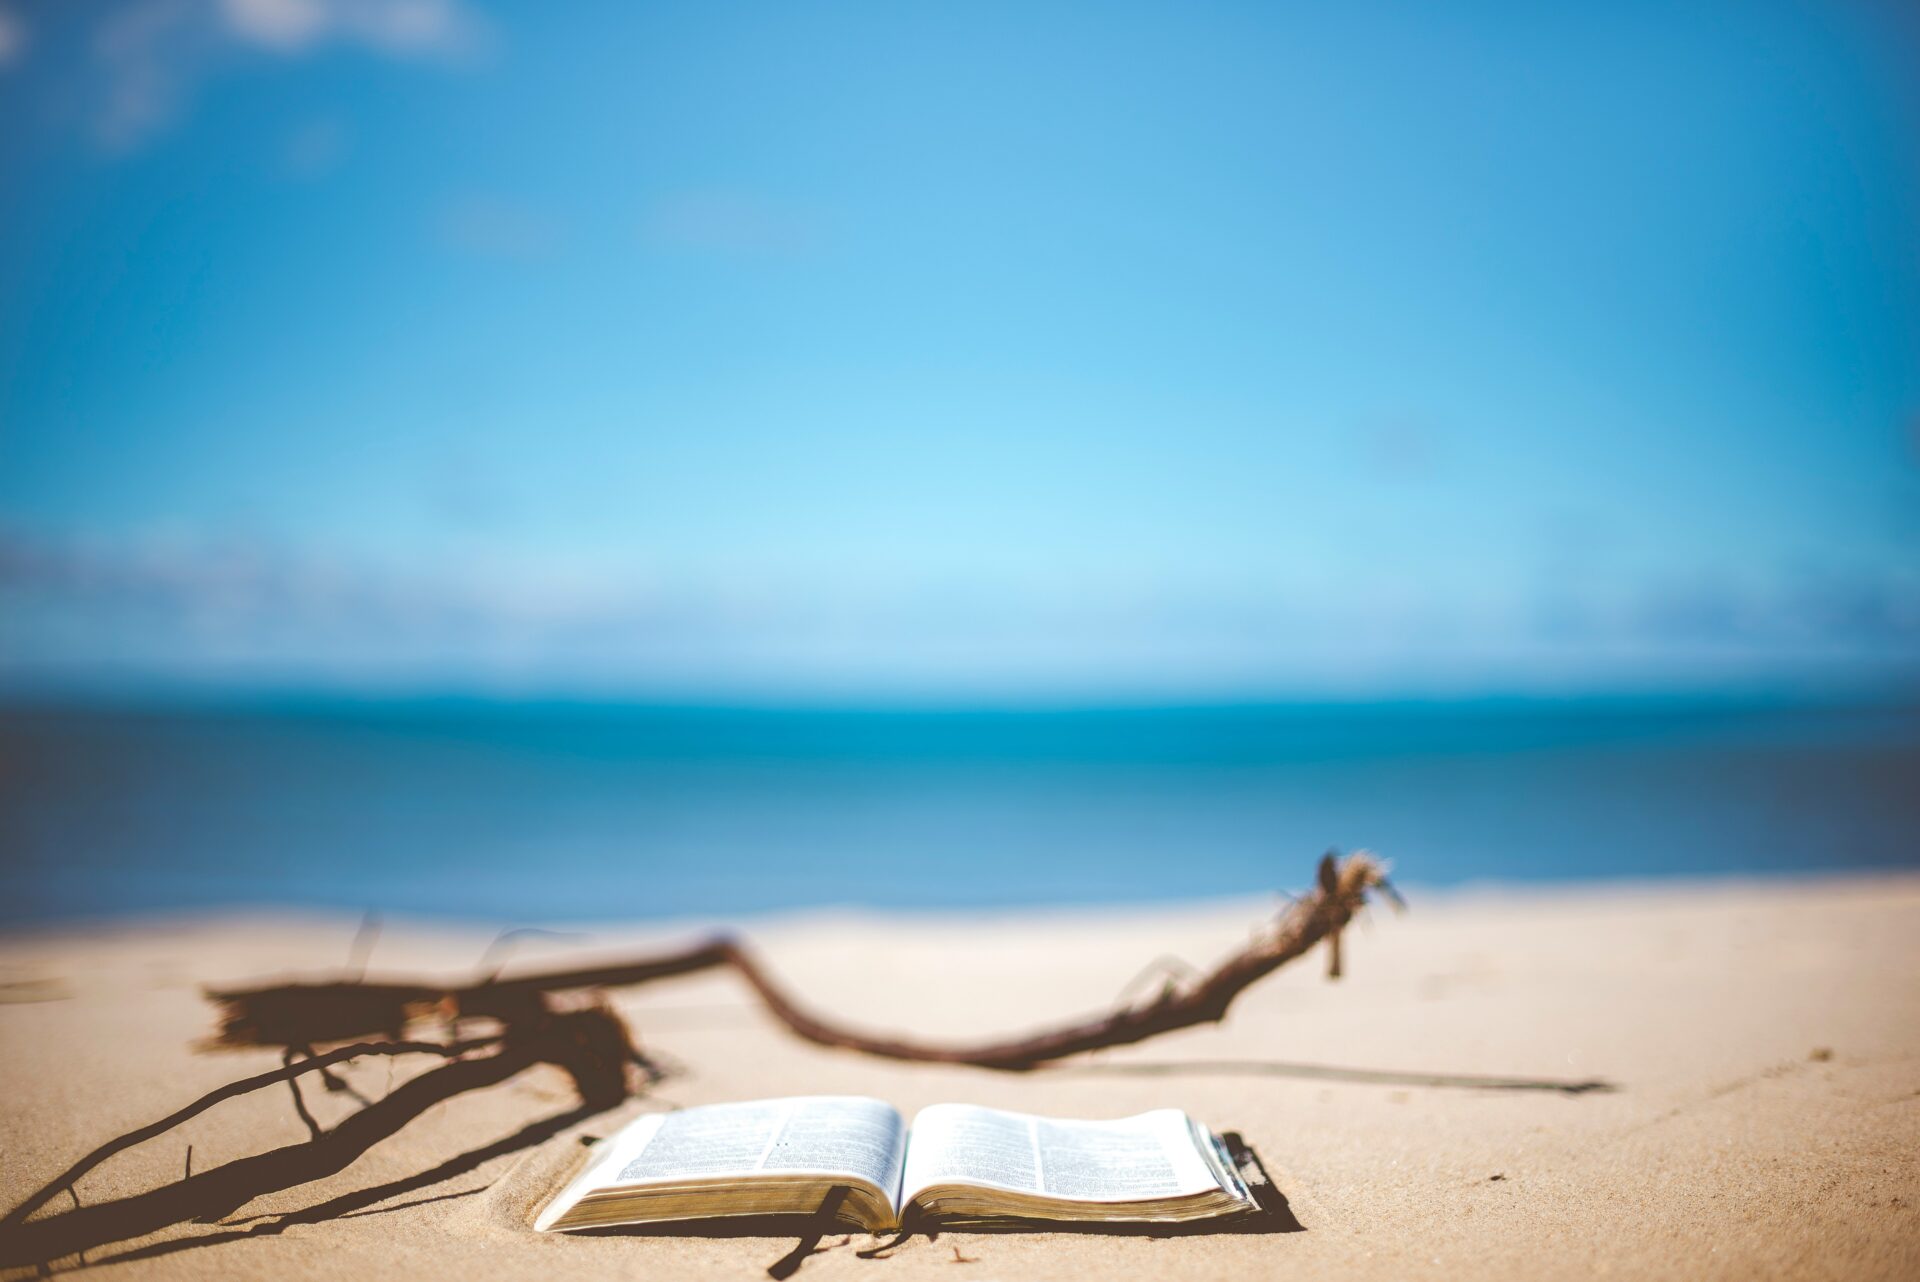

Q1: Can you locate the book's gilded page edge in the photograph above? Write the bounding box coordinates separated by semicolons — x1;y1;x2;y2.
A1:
532;1112;670;1232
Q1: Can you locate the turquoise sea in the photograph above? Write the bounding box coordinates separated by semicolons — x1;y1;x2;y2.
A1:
1;696;1915;924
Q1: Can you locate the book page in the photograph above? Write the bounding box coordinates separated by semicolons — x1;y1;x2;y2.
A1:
901;1104;1041;1197
602;1096;906;1194
901;1104;1223;1205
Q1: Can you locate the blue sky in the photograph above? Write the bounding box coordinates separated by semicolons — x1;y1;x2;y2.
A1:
1;0;1917;699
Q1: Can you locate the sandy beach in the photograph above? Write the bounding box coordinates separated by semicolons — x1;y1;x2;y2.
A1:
3;875;1917;1281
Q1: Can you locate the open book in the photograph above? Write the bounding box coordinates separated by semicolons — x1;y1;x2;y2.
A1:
535;1096;1256;1233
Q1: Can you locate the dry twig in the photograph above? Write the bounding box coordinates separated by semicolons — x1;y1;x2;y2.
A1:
207;851;1391;1072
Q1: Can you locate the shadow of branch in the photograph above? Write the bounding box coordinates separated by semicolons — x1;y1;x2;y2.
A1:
68;1104;603;1272
1056;1058;1617;1095
0;1016;638;1277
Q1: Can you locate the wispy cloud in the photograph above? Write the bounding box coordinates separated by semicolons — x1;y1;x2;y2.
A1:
280;113;352;180
1353;416;1449;481
3;526;1917;697
438;194;560;261
641;190;820;260
218;0;474;54
0;6;27;67
85;0;486;149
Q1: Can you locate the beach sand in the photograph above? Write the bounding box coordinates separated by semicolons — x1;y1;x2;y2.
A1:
3;876;1917;1280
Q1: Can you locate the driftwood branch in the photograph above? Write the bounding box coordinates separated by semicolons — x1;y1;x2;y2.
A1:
209;851;1393;1072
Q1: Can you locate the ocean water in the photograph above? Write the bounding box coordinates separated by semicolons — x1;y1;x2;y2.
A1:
1;697;1915;925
